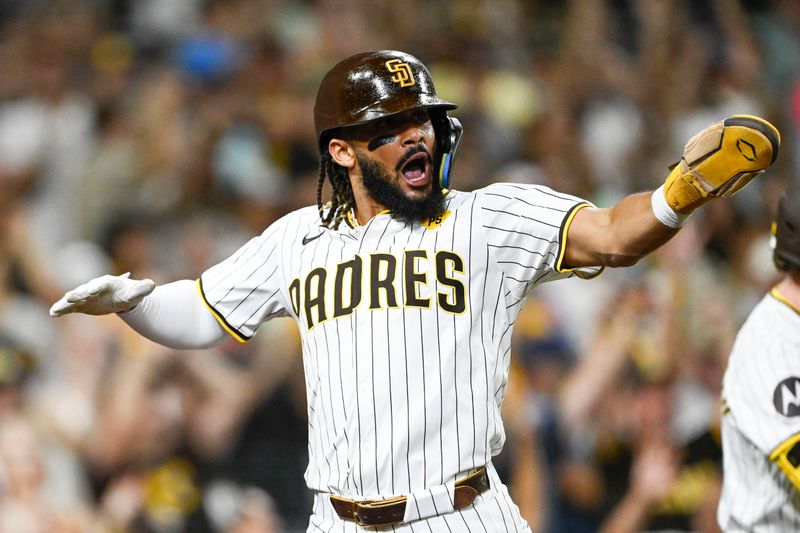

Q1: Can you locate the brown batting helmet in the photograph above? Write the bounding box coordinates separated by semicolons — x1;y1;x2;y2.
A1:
773;189;800;271
314;50;462;188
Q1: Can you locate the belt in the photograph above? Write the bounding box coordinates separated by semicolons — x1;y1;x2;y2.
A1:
329;466;490;527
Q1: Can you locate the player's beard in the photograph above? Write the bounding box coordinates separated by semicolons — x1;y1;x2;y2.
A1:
356;148;445;222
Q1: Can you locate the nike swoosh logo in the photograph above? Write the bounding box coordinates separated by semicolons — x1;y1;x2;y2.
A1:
302;232;323;245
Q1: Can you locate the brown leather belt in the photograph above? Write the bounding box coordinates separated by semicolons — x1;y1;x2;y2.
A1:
329;466;490;527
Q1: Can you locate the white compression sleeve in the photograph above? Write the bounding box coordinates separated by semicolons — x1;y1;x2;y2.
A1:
119;279;228;349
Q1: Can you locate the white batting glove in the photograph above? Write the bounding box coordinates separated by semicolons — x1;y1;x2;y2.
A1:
49;273;156;317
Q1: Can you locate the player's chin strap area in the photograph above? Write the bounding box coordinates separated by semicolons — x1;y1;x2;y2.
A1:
327;465;489;527
437;117;463;191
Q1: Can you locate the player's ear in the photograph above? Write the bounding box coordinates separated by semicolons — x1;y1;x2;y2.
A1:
328;139;356;169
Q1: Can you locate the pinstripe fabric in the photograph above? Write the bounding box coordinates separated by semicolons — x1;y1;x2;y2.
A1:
200;183;593;530
718;292;800;531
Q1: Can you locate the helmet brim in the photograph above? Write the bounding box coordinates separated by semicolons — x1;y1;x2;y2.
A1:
318;98;457;152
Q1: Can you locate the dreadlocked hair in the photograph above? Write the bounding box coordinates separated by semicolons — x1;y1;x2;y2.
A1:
317;152;355;230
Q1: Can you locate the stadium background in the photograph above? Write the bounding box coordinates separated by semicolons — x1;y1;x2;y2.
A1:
0;0;797;531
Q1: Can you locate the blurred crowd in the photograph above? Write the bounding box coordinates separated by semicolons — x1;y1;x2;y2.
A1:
0;0;797;531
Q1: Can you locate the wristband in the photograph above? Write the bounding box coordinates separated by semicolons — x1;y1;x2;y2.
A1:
651;185;689;228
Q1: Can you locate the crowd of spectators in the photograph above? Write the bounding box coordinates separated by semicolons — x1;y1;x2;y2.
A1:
0;0;797;531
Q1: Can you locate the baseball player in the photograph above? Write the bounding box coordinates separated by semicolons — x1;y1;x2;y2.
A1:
50;50;779;532
718;190;800;532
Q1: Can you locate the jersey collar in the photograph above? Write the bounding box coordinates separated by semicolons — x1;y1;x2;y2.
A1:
770;287;800;316
346;208;392;228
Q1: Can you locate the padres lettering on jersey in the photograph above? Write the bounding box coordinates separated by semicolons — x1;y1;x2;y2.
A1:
287;250;466;330
199;183;594;506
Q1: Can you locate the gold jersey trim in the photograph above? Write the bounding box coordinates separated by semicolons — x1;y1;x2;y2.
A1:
196;278;249;343
769;432;800;490
770;287;800;316
556;202;604;279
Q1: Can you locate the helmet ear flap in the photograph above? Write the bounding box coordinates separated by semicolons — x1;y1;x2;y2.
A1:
433;116;463;190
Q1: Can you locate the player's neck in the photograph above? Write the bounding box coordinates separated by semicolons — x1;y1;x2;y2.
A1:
352;201;389;226
350;176;387;225
774;274;800;310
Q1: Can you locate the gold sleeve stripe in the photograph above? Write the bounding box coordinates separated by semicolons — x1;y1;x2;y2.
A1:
769;432;800;491
196;278;250;343
556;202;604;279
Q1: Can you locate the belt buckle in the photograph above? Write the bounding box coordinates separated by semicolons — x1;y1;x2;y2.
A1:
352;501;369;527
353;498;404;527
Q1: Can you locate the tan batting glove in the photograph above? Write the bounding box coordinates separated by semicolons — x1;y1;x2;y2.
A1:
49;273;156;317
663;114;780;214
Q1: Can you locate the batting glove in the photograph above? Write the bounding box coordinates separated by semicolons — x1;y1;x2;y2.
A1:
662;114;780;214
49;273;156;317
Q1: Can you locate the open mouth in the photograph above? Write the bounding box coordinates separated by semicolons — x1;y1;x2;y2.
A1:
399;152;431;187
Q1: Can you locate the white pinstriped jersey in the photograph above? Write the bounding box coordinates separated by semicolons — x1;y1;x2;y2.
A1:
718;289;800;532
200;183;598;530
